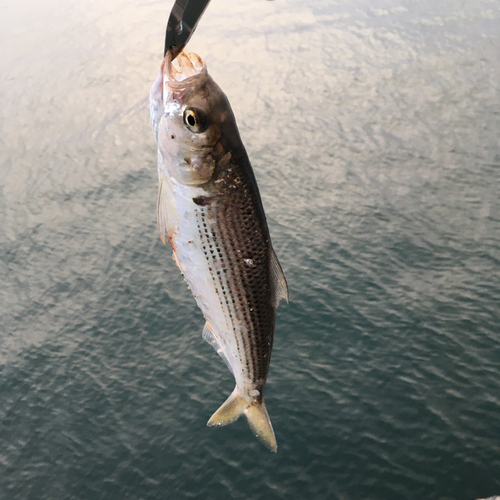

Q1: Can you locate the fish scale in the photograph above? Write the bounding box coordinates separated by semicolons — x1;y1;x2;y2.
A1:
150;50;288;451
202;186;273;387
195;205;245;373
192;186;271;390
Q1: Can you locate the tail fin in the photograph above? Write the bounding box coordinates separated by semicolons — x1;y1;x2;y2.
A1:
244;399;277;453
207;387;277;452
207;387;246;427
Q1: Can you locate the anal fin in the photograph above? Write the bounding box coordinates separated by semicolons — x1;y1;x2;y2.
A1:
202;323;233;375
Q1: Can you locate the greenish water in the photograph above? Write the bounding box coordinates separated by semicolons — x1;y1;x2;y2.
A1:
1;0;500;498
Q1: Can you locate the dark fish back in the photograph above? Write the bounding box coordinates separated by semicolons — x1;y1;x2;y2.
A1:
208;152;275;397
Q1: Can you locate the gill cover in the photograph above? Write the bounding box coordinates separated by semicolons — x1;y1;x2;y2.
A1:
156;51;221;187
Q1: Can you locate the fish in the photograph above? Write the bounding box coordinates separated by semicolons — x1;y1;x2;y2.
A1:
149;50;288;452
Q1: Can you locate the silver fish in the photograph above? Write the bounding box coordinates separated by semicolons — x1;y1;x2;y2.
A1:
149;51;288;452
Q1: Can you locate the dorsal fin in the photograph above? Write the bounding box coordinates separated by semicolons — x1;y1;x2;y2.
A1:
269;246;289;308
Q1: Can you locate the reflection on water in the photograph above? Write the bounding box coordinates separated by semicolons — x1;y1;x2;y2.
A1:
1;0;500;499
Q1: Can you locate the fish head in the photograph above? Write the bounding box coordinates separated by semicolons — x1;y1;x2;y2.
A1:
157;51;226;186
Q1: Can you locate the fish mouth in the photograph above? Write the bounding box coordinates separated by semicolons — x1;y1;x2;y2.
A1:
163;51;207;88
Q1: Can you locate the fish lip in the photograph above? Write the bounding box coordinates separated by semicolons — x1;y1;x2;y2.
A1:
162;50;207;89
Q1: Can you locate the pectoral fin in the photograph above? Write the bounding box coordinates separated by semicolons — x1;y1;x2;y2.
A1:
157;174;169;245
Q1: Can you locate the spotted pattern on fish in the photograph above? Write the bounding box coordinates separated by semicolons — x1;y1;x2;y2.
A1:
150;50;288;452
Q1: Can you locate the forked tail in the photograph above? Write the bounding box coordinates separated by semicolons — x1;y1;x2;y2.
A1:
207;387;277;452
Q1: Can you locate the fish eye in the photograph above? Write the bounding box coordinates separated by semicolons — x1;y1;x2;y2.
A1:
183;107;208;133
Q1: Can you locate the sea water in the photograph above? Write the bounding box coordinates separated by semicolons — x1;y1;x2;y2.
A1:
1;0;499;498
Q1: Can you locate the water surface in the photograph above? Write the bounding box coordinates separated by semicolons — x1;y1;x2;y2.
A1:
1;0;500;498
